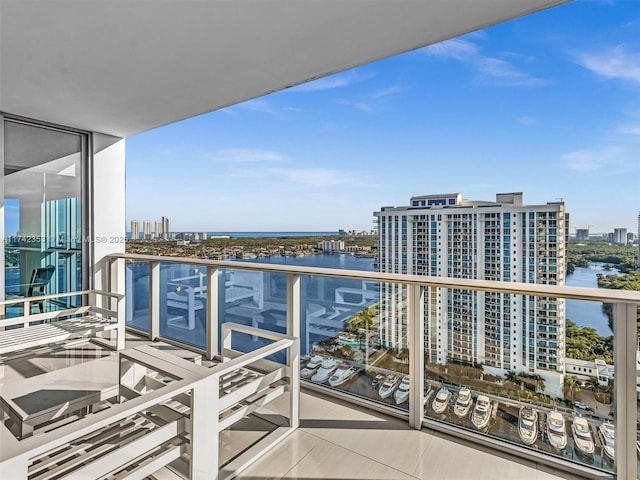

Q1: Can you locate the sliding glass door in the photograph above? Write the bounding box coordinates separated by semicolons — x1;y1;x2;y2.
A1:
2;116;87;314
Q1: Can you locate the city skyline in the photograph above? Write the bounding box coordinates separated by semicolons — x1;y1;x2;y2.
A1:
126;0;639;233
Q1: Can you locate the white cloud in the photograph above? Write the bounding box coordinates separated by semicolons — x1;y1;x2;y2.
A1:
574;45;640;84
373;85;402;98
423;38;547;86
291;71;375;92
228;166;363;188
518;116;539;126
211;148;286;163
335;99;374;113
562;146;629;172
617;124;640;136
272;168;359;187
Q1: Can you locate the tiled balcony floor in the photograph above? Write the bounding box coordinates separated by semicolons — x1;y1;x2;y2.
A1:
1;336;589;480
241;391;588;480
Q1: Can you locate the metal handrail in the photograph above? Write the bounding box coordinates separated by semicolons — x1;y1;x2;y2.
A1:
111;253;640;304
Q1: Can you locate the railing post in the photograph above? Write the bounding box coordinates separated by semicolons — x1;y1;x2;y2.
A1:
149;261;160;341
190;376;219;479
408;284;425;429
206;266;219;360
286;274;301;429
614;301;638;480
286;274;300;338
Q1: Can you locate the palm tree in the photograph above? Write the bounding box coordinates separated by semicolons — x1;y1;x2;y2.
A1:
345;307;376;349
563;375;580;401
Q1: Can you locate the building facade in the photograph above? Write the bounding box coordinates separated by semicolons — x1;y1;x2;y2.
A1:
375;192;567;392
576;228;589;241
130;220;140;241
613;228;628;245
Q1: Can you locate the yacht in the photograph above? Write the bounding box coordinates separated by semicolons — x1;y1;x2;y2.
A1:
518;406;538;446
306;355;324;369
471;395;492;430
432;387;451;414
454;387;473;418
310;358;338;383
394;376;410;404
378;375;399;399
301;354;324;379
328;366;358;387
546;411;567;450
599;421;615;461
571;416;594;456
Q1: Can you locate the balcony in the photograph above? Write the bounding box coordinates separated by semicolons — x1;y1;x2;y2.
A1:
2;254;638;478
8;253;635;478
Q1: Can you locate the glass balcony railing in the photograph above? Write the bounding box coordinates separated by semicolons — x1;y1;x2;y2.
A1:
110;253;640;480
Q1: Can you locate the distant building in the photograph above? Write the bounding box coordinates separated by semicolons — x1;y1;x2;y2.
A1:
613;228;627;245
200;232;208;241
162;216;170;239
318;240;344;252
376;192;567;395
130;220;140;240
575;228;589;241
154;221;162;239
143;220;152;239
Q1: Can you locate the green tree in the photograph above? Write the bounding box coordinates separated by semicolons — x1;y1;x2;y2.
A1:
563;375;580;401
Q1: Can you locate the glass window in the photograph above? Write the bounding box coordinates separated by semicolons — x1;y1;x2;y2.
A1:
3;118;85;314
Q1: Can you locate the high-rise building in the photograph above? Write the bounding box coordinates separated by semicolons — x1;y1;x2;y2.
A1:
154;221;162;239
613;228;627;245
375;192;567;393
576;228;589;241
318;240;344;252
130;220;139;240
143;220;152;240
162;216;170;240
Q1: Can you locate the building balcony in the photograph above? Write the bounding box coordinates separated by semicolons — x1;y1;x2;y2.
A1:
2;255;638;479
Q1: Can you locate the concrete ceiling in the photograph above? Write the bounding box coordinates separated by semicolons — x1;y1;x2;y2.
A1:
1;0;569;138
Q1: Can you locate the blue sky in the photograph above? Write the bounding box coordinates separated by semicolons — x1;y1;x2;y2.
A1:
126;0;639;234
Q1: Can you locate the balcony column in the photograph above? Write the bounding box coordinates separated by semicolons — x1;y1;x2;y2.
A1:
286;273;301;428
190;375;219;479
286;274;300;338
408;283;425;429
206;267;220;360
614;301;638;480
149;261;160;340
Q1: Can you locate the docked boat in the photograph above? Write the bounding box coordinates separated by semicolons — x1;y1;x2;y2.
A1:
432;387;451;414
546;411;567;450
394;376;410;404
306;355;324;369
518;406;538;445
599;421;615;461
454;387;473;418
311;358;338;383
301;355;324;379
372;374;385;387
471;395;492;430
378;375;399;399
571;416;594;456
328;366;358;387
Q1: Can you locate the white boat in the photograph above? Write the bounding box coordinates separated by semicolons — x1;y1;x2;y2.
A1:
328;366;358;387
310;358;338;383
546;411;567;450
300;367;316;379
432;387;451;414
471;395;492;430
518;406;538;445
571;416;594;456
454;387;472;418
378;375;399;399
306;355;324;369
394;376;410;404
372;374;384;387
599;421;615;461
